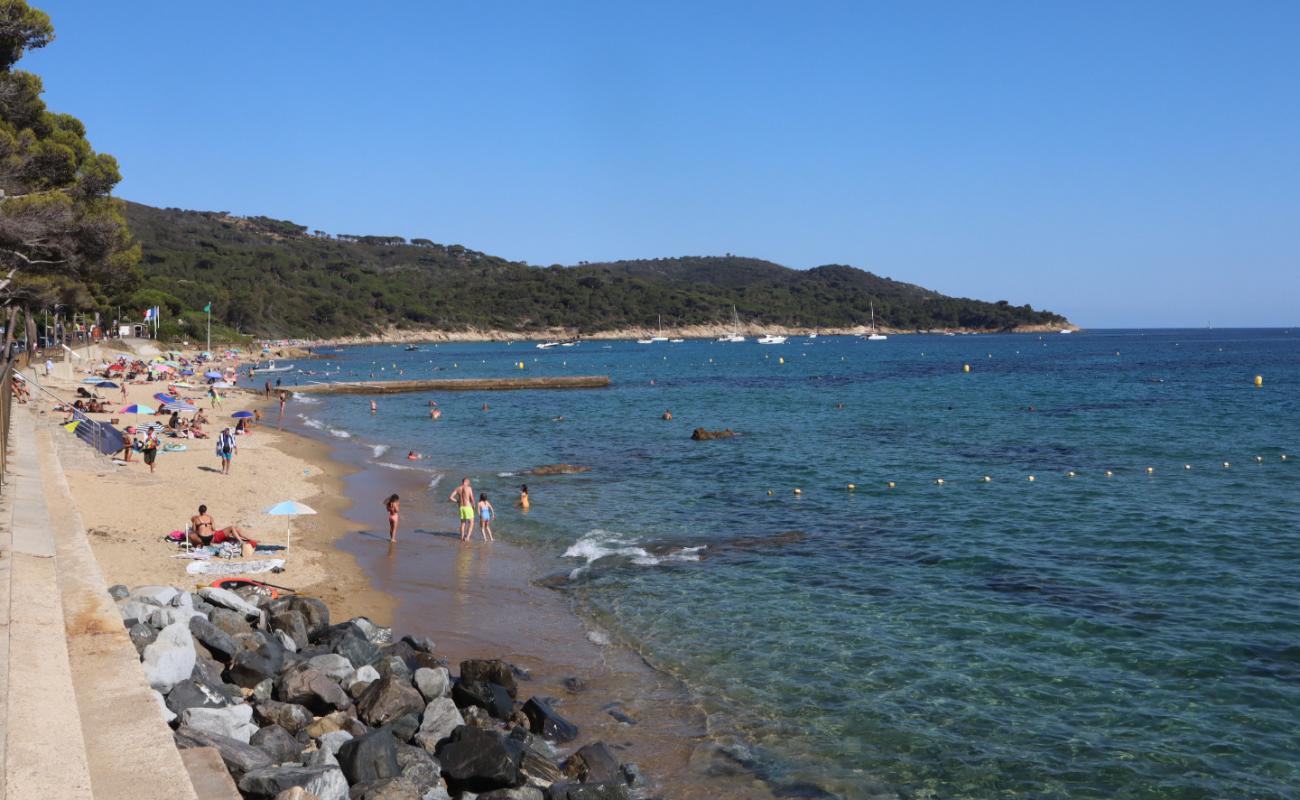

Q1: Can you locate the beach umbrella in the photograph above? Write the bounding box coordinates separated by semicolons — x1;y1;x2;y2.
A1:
231;410;255;419
264;500;316;557
119;404;156;414
205;370;223;379
82;377;104;384
154;392;179;403
96;381;119;389
139;422;164;432
163;402;197;412
181;369;194;376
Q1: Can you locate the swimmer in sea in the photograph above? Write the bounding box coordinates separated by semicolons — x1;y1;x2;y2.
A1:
370;400;377;414
384;493;400;542
662;410;672;420
407;451;421;460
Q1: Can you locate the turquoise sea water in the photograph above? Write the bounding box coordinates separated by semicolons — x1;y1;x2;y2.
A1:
282;330;1299;799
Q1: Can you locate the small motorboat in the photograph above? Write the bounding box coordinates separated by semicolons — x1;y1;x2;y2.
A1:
756;334;787;344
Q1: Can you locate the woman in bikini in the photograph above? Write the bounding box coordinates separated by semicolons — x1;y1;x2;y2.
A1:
384;494;400;542
187;504;253;548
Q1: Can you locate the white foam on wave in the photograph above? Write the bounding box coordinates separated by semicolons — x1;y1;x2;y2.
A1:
586;628;612;646
427;474;443;489
497;471;518;477
563;529;650;563
372;444;390;458
329;428;351;438
299;415;325;430
291;392;320;404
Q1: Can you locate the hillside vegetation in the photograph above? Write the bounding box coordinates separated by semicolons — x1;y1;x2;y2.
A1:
125;202;1067;338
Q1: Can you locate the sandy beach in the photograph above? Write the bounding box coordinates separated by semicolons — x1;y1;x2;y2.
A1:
28;340;394;624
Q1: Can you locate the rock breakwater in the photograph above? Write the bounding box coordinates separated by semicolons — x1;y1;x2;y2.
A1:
111;583;642;800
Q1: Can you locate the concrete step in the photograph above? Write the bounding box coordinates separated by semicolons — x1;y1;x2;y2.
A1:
2;403;95;799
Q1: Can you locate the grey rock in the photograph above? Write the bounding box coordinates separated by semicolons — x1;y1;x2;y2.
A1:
108;583;129;600
290;596;331;637
481;787;545;800
394;742;442;794
199;586;265;620
318;730;354;755
128;622;157;656
544;784;630;800
275;629;300;653
226;634;287;688
272;789;316;800
270;609;310;650
459;660;518;699
356;673;425;727
252;678;276;703
180;703;258;743
317;623;381;668
209;606;255;638
189;615;238;662
308;653;356;683
142;621;197;693
401;634;436;654
337;725;401;785
118;600;157;626
390;712;420;744
561;743;621;784
463;705;496;729
129;585;181;606
174;725;274;777
413;697;464;752
521;697;578;743
350;664;380;688
352;777;421;799
276;662;352;715
254;699;315;735
170;590;195;608
166;678;235;714
149;605;203;629
237;764;346;799
149;688;176;724
349;616;392;644
435;726;524;793
252;724;302;764
377;654;413;683
413;667;451;702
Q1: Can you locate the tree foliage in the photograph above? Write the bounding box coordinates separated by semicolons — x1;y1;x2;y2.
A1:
0;0;139;344
127;203;1068;338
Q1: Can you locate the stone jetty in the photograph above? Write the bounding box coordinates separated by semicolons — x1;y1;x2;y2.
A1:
117;582;640;800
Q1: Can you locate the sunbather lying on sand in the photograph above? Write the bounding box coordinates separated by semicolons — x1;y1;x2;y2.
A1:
188;504;255;547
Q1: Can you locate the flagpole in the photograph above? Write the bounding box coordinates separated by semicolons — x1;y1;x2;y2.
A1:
206;303;211;353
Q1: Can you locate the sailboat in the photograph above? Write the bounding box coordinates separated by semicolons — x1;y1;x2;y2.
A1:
866;303;887;341
639;314;670;344
717;306;745;342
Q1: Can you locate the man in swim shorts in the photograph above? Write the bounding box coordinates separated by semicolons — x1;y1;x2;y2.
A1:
450;477;475;542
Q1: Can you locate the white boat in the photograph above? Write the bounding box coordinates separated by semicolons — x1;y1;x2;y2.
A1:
757;334;787;344
865;303;887;341
251;360;295;373
643;314;669;343
636;338;655;345
717;306;746;342
669;338;684;343
1059;329;1073;334
560;341;577;347
536;341;561;349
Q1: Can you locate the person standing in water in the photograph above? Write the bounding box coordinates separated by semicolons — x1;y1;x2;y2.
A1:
518;485;530;512
370;399;377;414
450;477;475;542
477;493;495;541
384;494;400;542
278;391;287;416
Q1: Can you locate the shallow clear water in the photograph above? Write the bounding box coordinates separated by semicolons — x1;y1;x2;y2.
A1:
283;330;1300;799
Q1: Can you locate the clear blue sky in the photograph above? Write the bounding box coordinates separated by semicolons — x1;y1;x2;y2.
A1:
27;1;1300;326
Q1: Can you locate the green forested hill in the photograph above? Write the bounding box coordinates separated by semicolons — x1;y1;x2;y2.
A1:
124;202;1067;338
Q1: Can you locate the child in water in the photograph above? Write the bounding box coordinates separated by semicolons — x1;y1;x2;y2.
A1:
518;484;530;511
384;493;400;542
477;493;495;541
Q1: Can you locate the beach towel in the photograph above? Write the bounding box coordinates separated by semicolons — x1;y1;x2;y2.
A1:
185;558;285;576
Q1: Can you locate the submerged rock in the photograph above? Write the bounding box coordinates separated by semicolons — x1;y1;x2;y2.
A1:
460;659;518;698
528;463;591;475
690;428;735;440
452;680;515;720
562;742;622;784
521;697;578;743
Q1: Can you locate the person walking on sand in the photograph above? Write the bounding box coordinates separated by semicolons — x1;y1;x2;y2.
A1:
209;385;222;410
142;430;159;474
450;477;475;541
477;493;495;541
216;426;237;475
384;494;400;542
278;391;287;416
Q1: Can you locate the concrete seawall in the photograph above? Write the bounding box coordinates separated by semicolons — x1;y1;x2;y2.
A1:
291;375;610;394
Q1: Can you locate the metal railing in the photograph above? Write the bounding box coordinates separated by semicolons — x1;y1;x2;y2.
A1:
0;361;12;492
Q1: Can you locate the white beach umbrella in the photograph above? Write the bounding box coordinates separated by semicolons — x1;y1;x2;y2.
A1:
264;500;316;557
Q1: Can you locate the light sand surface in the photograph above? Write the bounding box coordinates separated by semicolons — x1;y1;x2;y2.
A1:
29;342;393;623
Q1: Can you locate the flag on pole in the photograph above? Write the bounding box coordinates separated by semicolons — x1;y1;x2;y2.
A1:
203;302;212;313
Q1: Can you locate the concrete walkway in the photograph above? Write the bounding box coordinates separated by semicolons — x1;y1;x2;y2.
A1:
1;402;208;799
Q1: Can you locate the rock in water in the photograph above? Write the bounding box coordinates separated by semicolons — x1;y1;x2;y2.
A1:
180;703;258;743
413;697;465;752
690;428;735;441
336;726;401;785
356;673;425;727
275;663;352;715
435;726;524;793
251;724;301;765
413;667;451;702
452;680;515;719
528;463;591;475
562;742;622;783
142;621;197;693
459;659;518;697
521;696;578;743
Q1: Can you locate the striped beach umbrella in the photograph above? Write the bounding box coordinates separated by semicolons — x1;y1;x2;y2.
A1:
119;404;156;414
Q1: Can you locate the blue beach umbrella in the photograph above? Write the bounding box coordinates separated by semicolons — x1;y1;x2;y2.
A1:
154;392;179;404
265;500;316;556
205;370;223;379
119;404;156;414
96;381;118;389
231;410;255;419
181;369;194;376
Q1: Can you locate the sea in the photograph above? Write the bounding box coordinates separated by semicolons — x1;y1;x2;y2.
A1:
275;329;1299;800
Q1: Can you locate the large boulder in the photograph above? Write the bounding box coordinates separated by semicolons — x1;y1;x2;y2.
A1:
269;609;310;651
290;596;330;637
180;703;258;743
129;585;181;606
315;622;381;668
435;726;524;793
226;634;287;688
174;726;273;777
148;605;204;629
251;724;301;764
521;697;578;743
562;742;622;784
166;678;236;715
356;674;424;728
336;725;401;785
208;606;255;638
413;667;450;702
236;764;348;800
142;621;197;693
275;663;351;715
189;615;238;662
459;659;518;698
253;699;315;735
413;697;464;752
307;653;355;683
452;680;514;720
394;742;443;795
349;616;392;644
117;600;157;626
481;787;545;800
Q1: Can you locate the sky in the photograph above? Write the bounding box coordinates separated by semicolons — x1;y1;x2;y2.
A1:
26;1;1300;327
